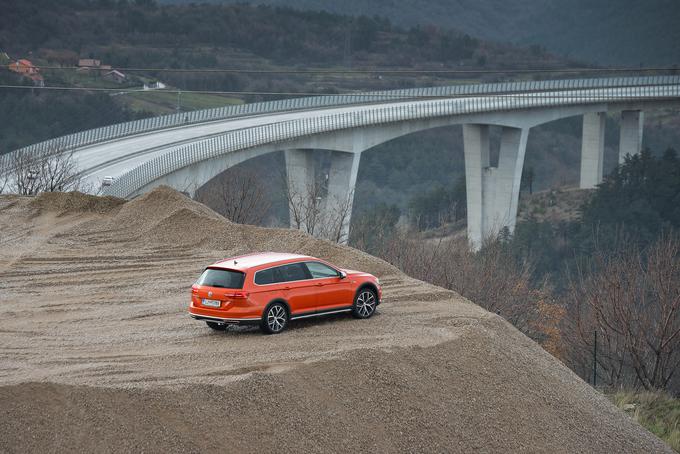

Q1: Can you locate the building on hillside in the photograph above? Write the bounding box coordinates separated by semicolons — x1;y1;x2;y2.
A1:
143;81;166;90
8;59;44;87
103;69;126;83
77;58;111;75
9;59;39;76
78;58;101;69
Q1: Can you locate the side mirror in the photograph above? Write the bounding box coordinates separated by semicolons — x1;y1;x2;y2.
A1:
339;271;347;279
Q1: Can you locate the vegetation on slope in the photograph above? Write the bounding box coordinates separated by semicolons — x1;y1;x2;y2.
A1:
610;391;680;452
185;0;680;66
350;149;680;397
510;148;680;280
0;0;566;74
0;72;146;152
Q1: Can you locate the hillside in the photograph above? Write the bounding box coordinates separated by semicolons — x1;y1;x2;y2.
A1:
186;0;680;66
0;0;569;153
2;0;679;222
0;0;566;71
0;186;673;452
517;187;593;224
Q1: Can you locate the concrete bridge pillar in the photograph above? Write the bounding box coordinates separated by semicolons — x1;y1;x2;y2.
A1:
284;149;361;245
463;124;529;250
284;149;316;234
323;150;362;244
463;124;490;249
580;112;606;189
619;110;644;164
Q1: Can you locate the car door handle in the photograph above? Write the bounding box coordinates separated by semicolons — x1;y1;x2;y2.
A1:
315;282;324;287
283;286;291;290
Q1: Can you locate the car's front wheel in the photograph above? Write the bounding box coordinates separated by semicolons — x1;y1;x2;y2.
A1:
206;321;227;331
352;288;377;319
261;302;289;334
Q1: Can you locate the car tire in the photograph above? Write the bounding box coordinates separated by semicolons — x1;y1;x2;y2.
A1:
206;321;227;331
352;288;377;319
261;302;289;334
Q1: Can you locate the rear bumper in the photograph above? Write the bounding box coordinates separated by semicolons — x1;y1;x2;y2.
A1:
189;313;261;326
189;297;262;325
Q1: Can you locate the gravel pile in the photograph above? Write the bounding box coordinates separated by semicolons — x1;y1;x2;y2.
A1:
29;190;125;214
0;187;671;453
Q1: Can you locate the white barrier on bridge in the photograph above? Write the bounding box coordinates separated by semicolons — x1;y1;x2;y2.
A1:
102;83;680;198
2;75;680;174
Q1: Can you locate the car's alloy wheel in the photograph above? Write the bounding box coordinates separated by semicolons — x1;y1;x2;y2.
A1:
206;321;227;331
262;303;288;334
352;289;377;319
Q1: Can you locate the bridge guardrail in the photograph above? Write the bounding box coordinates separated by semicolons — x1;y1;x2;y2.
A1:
2;75;680;173
103;83;680;198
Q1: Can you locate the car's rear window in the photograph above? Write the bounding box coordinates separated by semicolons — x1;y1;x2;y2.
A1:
196;268;245;289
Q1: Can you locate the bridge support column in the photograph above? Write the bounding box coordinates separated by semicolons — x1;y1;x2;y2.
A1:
580;112;606;189
284;149;361;245
322;151;362;245
619;110;644;164
463;124;490;250
285;149;316;233
463;124;529;250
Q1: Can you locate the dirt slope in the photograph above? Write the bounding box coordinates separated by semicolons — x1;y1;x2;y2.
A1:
0;187;671;453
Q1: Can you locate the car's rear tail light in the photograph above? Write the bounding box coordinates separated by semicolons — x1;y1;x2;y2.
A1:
226;291;249;298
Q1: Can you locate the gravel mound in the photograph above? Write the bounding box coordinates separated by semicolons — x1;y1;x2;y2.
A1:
0;187;671;453
29;190;125;214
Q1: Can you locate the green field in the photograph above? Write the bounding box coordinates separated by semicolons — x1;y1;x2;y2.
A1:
119;91;244;115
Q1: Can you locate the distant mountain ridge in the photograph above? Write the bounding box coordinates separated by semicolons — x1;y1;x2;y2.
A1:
160;0;680;66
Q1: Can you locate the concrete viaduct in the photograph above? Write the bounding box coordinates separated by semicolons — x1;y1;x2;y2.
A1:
3;76;679;249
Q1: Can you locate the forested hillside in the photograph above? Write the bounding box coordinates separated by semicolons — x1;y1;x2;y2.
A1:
0;0;568;152
2;0;679;215
0;71;147;153
174;0;680;66
0;0;564;71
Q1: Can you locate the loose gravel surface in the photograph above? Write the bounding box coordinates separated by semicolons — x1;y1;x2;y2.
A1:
0;187;672;453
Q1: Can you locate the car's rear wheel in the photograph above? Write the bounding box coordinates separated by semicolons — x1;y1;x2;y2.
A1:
206;321;227;331
352;288;377;319
261;302;289;334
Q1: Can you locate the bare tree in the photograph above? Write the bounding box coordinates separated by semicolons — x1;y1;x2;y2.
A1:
0;155;9;195
377;231;561;349
319;190;354;244
563;233;680;391
283;171;355;243
8;141;81;195
283;172;324;236
350;206;399;254
11;149;42;195
285;178;306;231
38;145;80;192
196;169;271;225
300;180;325;236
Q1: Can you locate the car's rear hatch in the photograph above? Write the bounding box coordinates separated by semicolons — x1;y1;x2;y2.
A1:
192;267;247;309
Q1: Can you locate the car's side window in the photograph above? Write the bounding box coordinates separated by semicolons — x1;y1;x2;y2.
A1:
254;267;276;285
276;263;311;282
255;263;311;285
305;261;339;279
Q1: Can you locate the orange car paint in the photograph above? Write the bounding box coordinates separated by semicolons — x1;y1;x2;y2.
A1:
189;252;382;331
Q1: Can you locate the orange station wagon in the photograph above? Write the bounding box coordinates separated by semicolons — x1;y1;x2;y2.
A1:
189;252;382;334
